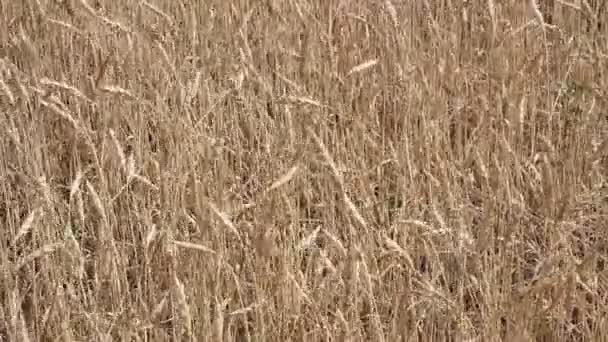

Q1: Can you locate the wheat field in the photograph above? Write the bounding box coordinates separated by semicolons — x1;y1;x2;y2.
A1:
1;0;607;341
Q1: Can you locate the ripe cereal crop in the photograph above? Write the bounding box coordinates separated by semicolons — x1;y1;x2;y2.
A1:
0;1;607;341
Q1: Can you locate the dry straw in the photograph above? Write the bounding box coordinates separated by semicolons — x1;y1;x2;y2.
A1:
2;1;607;340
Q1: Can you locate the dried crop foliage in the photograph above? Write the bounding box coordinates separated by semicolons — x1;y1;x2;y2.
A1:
0;0;607;341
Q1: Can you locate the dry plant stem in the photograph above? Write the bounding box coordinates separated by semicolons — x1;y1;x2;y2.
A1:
530;0;555;137
0;1;607;341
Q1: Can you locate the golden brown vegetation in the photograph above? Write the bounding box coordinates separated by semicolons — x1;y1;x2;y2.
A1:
1;0;607;341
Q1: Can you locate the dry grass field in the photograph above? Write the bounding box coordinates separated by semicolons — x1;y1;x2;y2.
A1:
1;0;608;341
